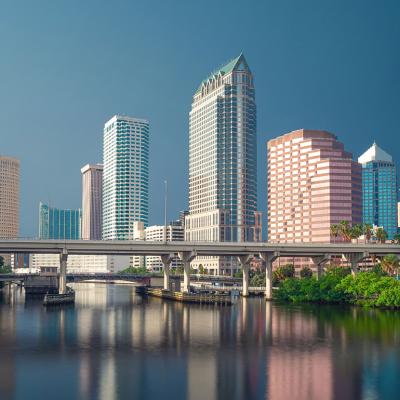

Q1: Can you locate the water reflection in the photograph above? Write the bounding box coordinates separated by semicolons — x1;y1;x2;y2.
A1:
0;283;400;400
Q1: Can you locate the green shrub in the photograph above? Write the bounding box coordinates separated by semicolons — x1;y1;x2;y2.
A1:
250;271;265;287
273;264;295;285
300;266;313;279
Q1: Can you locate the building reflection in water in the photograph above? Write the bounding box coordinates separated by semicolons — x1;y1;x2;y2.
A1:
1;283;400;400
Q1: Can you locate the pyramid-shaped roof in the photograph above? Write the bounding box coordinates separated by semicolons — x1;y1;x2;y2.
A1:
196;54;250;93
358;142;393;164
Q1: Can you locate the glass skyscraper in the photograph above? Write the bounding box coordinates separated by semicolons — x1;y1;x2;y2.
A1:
185;54;257;275
39;202;81;240
358;142;398;239
102;115;149;240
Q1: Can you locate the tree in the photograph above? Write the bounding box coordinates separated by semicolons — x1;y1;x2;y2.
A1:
381;254;400;276
350;224;363;242
363;223;373;243
300;266;313;279
273;264;295;285
198;264;205;275
330;224;339;243
375;228;388;244
339;220;352;242
0;256;11;274
392;233;400;244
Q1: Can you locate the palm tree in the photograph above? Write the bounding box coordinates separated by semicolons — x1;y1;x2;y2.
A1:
330;224;339;243
375;227;388;244
339;220;352;242
381;254;399;276
363;223;373;243
350;224;363;242
391;233;400;244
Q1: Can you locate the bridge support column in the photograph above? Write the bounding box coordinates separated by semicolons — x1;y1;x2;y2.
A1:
59;250;68;294
260;252;279;300
161;254;174;291
312;254;330;280
178;251;197;293
343;252;369;276
238;255;253;297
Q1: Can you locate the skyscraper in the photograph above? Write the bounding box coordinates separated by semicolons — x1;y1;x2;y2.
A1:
267;129;362;243
358;142;398;239
185;54;257;275
81;163;103;240
39;202;81;240
0;156;19;240
102;115;149;240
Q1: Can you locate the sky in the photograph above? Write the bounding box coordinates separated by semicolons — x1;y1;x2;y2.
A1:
1;0;399;237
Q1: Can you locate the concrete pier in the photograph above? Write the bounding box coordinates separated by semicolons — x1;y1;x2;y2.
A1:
161;254;174;290
178;251;196;293
59;250;68;294
260;252;279;300
238;255;253;297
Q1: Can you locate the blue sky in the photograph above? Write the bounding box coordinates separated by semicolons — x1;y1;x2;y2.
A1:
1;0;399;237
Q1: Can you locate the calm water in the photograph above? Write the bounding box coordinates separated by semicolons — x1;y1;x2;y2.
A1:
1;283;400;400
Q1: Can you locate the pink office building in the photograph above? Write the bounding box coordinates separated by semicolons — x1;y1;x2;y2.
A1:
267;129;362;243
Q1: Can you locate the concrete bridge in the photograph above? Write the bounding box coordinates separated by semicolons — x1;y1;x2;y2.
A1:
1;240;399;299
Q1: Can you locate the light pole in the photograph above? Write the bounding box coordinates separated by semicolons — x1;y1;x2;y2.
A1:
164;180;168;244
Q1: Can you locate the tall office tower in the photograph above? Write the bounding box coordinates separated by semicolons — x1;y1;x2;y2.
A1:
358;143;398;239
102;115;149;240
185;54;257;275
39;202;81;240
267;130;362;243
0;156;19;265
0;156;19;239
81;163;103;240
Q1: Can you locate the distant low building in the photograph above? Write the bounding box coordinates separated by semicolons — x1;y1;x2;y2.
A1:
145;223;184;271
29;254;130;274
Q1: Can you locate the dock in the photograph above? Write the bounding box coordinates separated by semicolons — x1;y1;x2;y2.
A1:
136;287;234;305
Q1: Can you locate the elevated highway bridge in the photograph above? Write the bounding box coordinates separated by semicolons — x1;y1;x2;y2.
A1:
1;240;399;298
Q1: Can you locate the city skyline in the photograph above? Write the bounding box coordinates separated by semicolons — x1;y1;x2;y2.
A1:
1;1;400;237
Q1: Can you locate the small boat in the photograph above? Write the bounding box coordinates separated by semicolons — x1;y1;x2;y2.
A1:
43;286;75;306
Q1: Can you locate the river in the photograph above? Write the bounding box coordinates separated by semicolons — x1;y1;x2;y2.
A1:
0;282;399;400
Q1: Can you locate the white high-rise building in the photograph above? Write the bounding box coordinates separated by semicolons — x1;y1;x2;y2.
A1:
81;163;103;240
185;54;257;275
102;115;149;240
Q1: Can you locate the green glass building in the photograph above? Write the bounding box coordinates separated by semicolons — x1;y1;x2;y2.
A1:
39;202;81;240
358;143;398;239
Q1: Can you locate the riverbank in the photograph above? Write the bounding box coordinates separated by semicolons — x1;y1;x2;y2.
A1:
274;267;400;308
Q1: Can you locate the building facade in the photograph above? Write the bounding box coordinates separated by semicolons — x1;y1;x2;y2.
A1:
358;143;398;239
185;54;257;275
81;163;103;240
29;254;129;274
267;129;362;243
0;156;19;240
39;202;81;240
102;115;149;240
145;223;184;271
